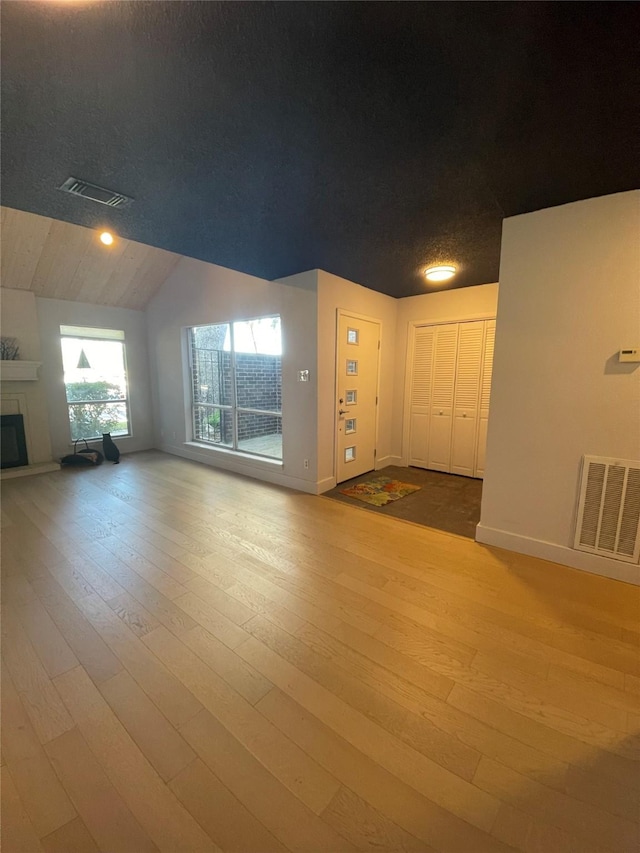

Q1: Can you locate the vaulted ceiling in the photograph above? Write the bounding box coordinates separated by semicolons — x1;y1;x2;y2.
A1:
2;1;639;300
1;206;181;310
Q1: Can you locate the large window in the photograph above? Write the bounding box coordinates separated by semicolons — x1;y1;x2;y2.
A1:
60;326;130;441
189;316;282;460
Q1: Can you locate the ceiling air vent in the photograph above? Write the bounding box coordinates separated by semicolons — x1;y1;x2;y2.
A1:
58;177;133;208
574;455;640;563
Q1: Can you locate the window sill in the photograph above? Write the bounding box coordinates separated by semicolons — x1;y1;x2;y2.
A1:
66;435;131;448
184;441;283;467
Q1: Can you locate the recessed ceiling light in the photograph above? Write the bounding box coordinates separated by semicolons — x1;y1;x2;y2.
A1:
425;265;456;282
100;231;114;246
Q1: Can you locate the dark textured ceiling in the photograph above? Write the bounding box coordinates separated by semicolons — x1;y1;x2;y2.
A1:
2;1;639;298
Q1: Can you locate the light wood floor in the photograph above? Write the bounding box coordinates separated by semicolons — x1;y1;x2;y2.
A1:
1;451;638;853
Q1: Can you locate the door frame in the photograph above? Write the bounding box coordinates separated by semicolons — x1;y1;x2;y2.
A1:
334;309;382;483
402;313;496;468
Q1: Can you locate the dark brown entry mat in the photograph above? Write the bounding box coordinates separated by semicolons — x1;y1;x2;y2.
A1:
323;466;482;539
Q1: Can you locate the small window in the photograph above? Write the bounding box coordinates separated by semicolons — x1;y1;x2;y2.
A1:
347;328;359;345
345;419;356;434
345;446;356;462
346;360;358;375
60;327;130;441
346;390;357;405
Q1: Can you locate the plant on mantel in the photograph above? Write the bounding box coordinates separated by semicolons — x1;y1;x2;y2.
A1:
0;337;20;360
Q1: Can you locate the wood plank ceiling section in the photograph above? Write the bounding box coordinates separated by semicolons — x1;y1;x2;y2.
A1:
0;206;181;310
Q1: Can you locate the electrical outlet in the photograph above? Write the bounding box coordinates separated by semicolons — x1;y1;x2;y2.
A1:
304;459;309;469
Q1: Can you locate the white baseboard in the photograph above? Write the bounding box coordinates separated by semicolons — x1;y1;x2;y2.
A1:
475;524;640;586
316;476;336;494
376;455;404;469
158;442;323;495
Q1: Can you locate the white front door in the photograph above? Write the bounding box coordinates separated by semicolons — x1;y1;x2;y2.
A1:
336;313;380;484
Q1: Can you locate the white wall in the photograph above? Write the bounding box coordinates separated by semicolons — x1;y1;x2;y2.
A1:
396;283;499;327
394;283;499;463
37;297;155;459
1;288;54;464
316;270;397;489
147;258;319;493
147;259;495;494
478;191;640;584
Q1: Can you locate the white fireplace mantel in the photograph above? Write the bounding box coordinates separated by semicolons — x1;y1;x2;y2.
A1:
0;361;41;381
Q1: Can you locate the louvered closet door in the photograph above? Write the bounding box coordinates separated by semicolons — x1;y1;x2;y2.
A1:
474;319;495;478
408;326;435;466
450;321;484;476
427;324;458;471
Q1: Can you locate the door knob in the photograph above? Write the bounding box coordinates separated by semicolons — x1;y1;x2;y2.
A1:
338;409;346;416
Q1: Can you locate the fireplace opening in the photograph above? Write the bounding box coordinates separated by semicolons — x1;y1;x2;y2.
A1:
1;414;29;469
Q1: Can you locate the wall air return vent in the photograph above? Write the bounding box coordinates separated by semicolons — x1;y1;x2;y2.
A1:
58;177;133;208
574;455;640;564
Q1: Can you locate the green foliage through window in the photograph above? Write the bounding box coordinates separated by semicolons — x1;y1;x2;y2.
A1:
65;380;122;402
61;332;130;441
65;381;124;440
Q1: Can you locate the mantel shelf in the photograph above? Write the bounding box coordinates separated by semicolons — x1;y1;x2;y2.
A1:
0;361;41;381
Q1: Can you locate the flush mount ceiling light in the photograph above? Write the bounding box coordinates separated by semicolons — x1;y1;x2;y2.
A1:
424;265;456;282
99;231;114;246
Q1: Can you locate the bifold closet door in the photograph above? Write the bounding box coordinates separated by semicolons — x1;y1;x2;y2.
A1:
474;319;495;478
450;321;484;476
427;323;458;472
408;326;435;467
408;318;496;479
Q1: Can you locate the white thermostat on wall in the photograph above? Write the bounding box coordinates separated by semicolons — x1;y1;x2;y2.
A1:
618;348;640;363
